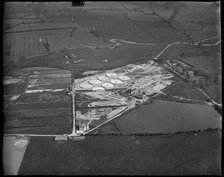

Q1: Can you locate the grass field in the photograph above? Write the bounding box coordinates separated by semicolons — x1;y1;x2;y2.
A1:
4;26;106;64
18;129;221;175
164;81;209;101
160;44;221;75
3;3;221;175
66;43;163;73
4;32;47;62
4;2;220;70
204;84;222;103
4;2;221;106
181;55;221;75
16;53;69;70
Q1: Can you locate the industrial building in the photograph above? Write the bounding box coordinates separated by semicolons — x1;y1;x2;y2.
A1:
71;60;174;135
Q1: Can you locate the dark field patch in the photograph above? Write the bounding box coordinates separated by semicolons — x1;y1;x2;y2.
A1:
66;44;163;73
6;101;71;110
4;83;27;95
180;56;221;76
4;106;71;134
17;53;69;70
204;84;222;103
3;95;14;109
182;24;219;42
18;129;221;175
160;43;220;60
4;124;71;135
16;91;69;103
89;122;121;135
4;108;71;120
164;81;208;101
5;22;75;32
115;100;221;134
3;67;72;135
26;84;69;90
4;116;70;129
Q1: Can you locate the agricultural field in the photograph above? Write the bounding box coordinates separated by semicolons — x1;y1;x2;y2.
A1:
3;1;221;136
204;84;222;103
160;42;220;59
163;81;209;101
66;44;164;72
18;129;221;175
13;53;69;71
115;99;221;134
181;55;221;76
4;26;105;64
4;1;220;66
4;32;48;62
3;2;221;175
3;67;72;135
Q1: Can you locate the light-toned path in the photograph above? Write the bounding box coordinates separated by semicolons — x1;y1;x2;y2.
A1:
21;36;220;60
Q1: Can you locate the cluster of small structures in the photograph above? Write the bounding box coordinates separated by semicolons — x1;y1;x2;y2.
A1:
163;59;209;87
72;60;175;134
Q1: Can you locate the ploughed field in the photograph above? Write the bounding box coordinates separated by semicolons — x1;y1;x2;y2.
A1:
4;26;105;64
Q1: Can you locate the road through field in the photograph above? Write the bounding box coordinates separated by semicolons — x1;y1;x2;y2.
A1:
20;36;221;61
107;36;221;59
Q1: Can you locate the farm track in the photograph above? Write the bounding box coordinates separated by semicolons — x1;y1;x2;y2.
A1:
107;37;221;59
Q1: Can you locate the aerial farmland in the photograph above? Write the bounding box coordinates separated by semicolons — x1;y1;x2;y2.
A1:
3;2;221;175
